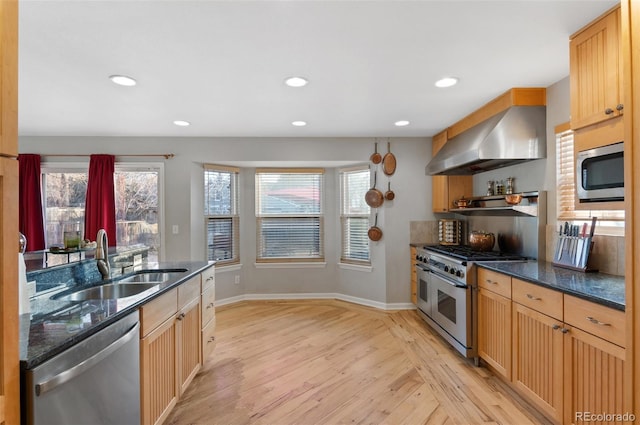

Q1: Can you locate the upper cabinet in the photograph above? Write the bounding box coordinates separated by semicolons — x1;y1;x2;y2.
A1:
431;130;473;213
570;6;622;130
0;0;18;156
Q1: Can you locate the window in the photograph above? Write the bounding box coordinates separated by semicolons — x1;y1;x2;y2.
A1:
339;166;370;264
256;168;324;262
556;124;624;230
42;163;163;262
204;165;239;265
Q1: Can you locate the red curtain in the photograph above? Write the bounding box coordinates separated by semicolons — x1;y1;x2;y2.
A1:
18;154;45;251
84;154;116;246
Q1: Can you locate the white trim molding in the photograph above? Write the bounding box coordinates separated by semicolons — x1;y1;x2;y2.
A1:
338;263;373;272
216;292;415;311
254;262;327;269
214;263;242;273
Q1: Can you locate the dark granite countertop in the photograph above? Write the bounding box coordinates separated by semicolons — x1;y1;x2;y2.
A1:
20;261;214;370
477;261;625;311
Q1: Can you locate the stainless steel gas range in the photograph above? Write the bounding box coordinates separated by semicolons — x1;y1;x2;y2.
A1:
414;244;526;360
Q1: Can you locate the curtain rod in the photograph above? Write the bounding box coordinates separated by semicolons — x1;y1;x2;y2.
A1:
38;153;175;159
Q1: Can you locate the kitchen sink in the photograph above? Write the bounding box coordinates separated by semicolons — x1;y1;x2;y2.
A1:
117;269;187;284
53;283;159;301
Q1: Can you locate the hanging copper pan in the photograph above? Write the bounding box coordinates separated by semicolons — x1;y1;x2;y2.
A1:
382;141;396;176
368;213;382;241
365;171;384;208
370;141;382;164
384;181;395;200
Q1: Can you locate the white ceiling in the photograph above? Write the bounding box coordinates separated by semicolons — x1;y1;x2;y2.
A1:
18;0;619;138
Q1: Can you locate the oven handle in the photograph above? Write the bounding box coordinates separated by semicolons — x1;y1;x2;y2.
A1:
428;269;468;289
415;264;429;272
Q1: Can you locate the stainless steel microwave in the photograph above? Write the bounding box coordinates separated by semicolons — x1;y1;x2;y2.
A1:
576;141;624;203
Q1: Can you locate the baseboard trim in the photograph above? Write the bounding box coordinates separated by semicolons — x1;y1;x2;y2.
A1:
216;293;416;311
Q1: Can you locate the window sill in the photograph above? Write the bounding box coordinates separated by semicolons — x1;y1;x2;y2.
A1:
338;263;372;272
214;263;242;273
254;262;327;269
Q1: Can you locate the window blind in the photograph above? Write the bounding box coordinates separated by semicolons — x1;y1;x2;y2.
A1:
339;166;370;265
204;165;240;264
256;169;324;261
556;127;624;223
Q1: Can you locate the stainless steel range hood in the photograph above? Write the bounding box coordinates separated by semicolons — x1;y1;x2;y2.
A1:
426;106;546;175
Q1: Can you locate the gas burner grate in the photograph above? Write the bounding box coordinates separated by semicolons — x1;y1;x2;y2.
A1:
424;244;527;262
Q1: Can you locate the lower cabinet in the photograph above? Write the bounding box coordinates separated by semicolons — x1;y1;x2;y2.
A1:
512;303;564;423
478;288;512;379
477;268;628;425
139;267;215;425
410;247;417;305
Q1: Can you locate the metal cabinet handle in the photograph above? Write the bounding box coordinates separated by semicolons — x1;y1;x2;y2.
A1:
35;322;140;396
206;303;214;309
560;328;569;334
605;108;614;115
526;294;541;300
616;103;624;111
552;324;561;330
486;279;496;284
177;312;186;321
206;276;214;282
208;336;216;343
586;316;611;326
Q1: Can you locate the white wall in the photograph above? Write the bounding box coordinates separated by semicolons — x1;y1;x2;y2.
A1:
20;136;431;306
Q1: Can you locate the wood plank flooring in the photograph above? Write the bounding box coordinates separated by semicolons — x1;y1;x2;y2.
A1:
167;300;552;425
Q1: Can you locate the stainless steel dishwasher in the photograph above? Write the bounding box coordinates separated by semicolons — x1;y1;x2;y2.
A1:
24;311;141;425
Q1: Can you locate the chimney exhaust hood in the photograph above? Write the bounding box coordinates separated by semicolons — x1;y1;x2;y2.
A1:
425;106;546;176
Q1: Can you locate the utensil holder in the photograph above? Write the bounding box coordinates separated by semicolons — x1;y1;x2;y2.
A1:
552;235;597;272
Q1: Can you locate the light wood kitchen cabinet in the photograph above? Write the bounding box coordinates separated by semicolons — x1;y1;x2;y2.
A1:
0;0;18;157
140;289;179;425
176;278;202;396
200;266;217;361
431;130;473;213
477;268;512;379
410;247;417;304
563;325;626;425
511;279;564;423
570;5;622;130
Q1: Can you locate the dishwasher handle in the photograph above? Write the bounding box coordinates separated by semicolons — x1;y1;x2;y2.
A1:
35;322;140;396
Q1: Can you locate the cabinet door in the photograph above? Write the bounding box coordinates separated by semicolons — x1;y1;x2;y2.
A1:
0;0;18;156
202;317;217;362
177;298;202;396
141;316;178;425
563;325;627;425
570;7;621;129
478;288;511;379
431;130;472;212
512;303;564;423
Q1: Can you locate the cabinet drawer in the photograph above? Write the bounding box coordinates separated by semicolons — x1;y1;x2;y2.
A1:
178;276;201;309
202;317;217;361
201;284;216;327
564;295;625;347
477;268;512;298
512;279;563;320
140;288;178;337
201;267;215;291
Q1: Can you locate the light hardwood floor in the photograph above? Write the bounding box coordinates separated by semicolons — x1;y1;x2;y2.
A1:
167;300;552;425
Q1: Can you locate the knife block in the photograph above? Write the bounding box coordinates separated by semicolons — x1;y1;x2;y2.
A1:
552;235;598;272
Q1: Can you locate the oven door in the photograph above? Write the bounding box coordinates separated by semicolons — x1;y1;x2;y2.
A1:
429;272;471;348
415;264;431;317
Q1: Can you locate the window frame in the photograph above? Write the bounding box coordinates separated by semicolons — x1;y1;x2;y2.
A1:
338;165;371;266
204;164;240;266
41;161;166;260
255;168;325;263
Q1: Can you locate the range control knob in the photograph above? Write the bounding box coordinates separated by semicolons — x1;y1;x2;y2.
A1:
449;267;456;275
456;270;463;277
443;265;449;273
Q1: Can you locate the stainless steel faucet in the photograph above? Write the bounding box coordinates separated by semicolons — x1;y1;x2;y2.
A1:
96;229;110;279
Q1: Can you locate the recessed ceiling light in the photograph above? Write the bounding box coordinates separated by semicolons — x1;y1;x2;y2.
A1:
285;77;308;87
395;120;410;127
291;121;307;127
109;75;137;86
173;120;190;127
435;77;459;88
